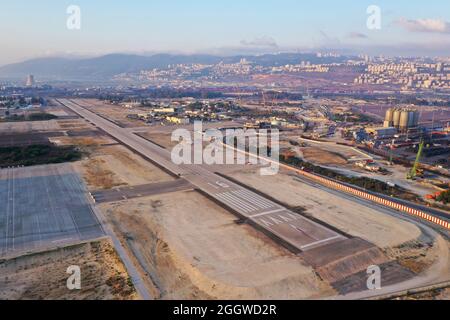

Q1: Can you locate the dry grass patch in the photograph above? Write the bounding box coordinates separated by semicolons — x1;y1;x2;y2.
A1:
83;158;126;190
0;240;137;300
301;147;348;165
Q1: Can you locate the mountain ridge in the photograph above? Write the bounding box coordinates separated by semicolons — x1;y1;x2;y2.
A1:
0;52;347;81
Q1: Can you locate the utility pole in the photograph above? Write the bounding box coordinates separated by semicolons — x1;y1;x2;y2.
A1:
389;139;395;165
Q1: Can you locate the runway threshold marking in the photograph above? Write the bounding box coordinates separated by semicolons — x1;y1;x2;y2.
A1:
217;192;257;213
232;189;274;209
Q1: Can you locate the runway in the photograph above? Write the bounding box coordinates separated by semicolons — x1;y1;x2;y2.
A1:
59;99;347;253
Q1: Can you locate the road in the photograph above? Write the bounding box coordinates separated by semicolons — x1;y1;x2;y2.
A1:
58;98;347;253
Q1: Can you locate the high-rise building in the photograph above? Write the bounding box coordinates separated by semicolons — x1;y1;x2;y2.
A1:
26;75;35;87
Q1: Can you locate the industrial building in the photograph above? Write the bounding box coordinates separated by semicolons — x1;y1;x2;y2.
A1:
366;127;398;139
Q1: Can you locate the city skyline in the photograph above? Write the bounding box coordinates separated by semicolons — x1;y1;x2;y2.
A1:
1;0;450;65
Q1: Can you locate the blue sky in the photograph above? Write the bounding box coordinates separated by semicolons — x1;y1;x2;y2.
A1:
1;0;450;64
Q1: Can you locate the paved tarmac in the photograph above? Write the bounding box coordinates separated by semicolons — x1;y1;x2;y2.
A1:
0;164;104;257
91;179;193;203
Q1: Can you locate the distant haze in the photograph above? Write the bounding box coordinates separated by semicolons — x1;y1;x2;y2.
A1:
0;1;450;65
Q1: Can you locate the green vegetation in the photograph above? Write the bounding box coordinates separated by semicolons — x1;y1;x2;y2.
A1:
280;154;419;201
0;145;82;168
186;101;205;111
1;113;57;122
437;190;450;205
27;113;58;121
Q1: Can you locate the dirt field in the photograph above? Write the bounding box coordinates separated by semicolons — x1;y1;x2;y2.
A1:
383;239;442;275
0;239;137;300
73;145;174;190
50;136;115;147
400;288;450;300
139;131;178;149
79;99;148;128
301;147;348;165
0;120;61;133
57;119;94;131
228;168;421;249
76;157;127;190
99;191;334;300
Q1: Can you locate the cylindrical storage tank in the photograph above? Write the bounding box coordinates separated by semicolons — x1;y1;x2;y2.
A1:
393;109;402;128
408;111;416;128
400;111;409;130
385;108;394;122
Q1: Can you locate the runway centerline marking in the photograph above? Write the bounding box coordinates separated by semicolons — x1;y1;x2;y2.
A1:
250;209;285;218
299;235;343;250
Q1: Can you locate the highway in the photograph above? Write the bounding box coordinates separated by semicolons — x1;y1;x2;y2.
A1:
58;98;347;253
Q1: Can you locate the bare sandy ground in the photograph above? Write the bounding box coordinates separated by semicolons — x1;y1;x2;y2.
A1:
73;145;174;190
397;288;450;300
72;136;334;299
59;111;445;299
74;157;127;190
79;99;148;128
98;145;174;185
0;239;137;300
228;168;421;249
139;131;179;149
50;136;115;147
301;147;348;165
99;191;335;300
57;119;94;131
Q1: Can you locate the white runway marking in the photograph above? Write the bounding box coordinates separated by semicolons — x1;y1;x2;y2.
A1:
250;208;285;218
216;192;257;213
223;192;258;212
299;235;343;250
232;190;274;209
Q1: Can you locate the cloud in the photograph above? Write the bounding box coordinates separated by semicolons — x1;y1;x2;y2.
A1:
395;18;450;34
347;32;368;39
240;36;278;48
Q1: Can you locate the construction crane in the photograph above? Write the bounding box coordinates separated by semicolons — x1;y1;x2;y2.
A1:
407;140;425;180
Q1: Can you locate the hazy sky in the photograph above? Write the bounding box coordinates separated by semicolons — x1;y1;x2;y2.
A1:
1;0;450;65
